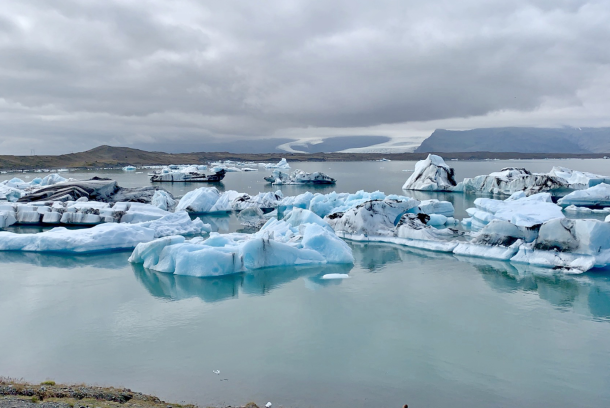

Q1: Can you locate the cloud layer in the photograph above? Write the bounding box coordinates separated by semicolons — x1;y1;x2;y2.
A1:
1;0;609;154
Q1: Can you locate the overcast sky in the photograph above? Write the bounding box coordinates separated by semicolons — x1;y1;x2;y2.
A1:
1;0;609;155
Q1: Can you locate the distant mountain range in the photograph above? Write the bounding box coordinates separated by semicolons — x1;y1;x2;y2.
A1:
415;127;610;153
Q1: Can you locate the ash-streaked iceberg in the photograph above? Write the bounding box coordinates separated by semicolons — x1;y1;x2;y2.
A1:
264;169;336;185
175;187;283;214
129;208;353;277
456;168;570;196
402;154;457;191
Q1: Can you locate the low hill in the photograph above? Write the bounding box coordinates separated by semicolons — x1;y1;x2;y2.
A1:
1;145;609;170
415;127;610;153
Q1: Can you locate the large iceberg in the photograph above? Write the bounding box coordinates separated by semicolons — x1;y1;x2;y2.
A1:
16;178;172;204
0;200;181;227
558;183;610;208
129;209;353;277
456;168;570;196
0;212;208;253
464;192;564;230
176;187;283;214
265;169;336;185
548;166;610;189
326;198;458;252
402;154;457;191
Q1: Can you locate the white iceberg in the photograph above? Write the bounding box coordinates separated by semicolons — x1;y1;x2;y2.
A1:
129;209;353;277
175;187;222;213
465;192;564;230
151;190;176;211
548;166;610;189
558;183;610;208
264;158;290;169
0;212;208;253
402;154;457;191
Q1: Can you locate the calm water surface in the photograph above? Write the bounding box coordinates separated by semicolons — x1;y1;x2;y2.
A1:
2;159;610;407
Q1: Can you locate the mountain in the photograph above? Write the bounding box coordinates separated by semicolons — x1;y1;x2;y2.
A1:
415;127;610;153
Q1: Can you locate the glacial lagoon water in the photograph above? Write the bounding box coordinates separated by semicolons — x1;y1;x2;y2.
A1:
2;159;610;407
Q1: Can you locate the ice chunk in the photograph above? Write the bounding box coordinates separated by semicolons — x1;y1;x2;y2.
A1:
237;207;267;228
265;158;290;169
402;154;457;191
176;187;221;213
151;190;176;211
326;199;419;237
39;173;67;187
558;183;610;208
467;193;564;229
0;210;17;229
410;199;455;217
0;223;155;253
0;185;23;202
458;168;569;196
129;209;353;277
321;273;350;279
138;211;211;238
266;169;336;185
548;166;610;189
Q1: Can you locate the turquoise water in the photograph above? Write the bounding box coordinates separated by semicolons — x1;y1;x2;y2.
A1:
2;160;610;407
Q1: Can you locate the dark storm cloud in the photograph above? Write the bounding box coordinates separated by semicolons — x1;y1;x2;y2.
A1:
0;0;608;154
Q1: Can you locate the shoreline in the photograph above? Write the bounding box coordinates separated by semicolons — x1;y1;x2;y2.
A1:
0;379;261;408
1;145;609;170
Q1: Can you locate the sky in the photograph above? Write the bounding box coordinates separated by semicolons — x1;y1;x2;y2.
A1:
0;0;609;155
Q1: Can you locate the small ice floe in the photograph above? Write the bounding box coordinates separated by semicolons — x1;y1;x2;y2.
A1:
266;403;272;408
321;273;350;279
213;370;220;375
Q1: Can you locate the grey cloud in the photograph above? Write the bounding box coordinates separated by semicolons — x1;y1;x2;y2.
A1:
0;0;608;154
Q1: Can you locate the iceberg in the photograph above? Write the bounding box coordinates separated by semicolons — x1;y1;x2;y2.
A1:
0;185;23;202
175;188;283;214
264;158;290;169
558;183;610;208
326;199;419;237
402;154;457;191
265;169;336;185
465;192;564;230
510;218;610;272
456;167;570;196
548;166;610;189
0;212;208;253
129;209;353;277
175;187;221;213
17;178;172;204
151;190;176;211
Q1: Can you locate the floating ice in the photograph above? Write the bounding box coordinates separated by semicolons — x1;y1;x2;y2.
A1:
548;166;610;189
321;273;350;279
456;168;570;196
264;158;290;169
402;154;457;191
465;193;564;230
558;183;610;208
0;212;208;253
151;190;176;211
129;209;353;277
265;169;336;185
